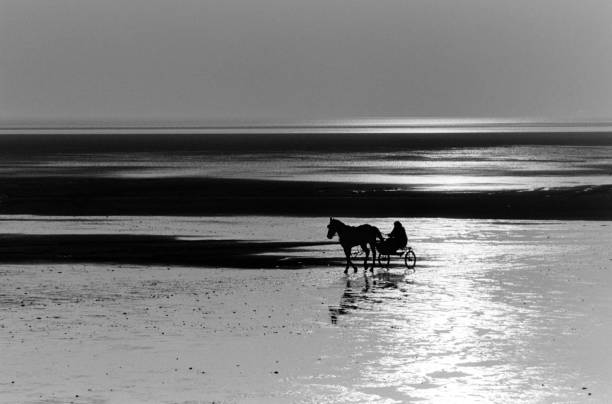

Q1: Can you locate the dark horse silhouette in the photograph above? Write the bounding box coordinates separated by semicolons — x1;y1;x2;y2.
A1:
326;218;384;274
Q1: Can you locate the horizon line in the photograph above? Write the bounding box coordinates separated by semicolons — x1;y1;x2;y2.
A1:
2;119;612;135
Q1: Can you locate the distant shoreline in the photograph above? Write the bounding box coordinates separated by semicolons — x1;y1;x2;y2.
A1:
2;118;612;135
0;132;612;155
0;176;610;220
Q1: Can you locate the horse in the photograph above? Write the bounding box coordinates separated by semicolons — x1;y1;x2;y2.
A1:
326;217;384;274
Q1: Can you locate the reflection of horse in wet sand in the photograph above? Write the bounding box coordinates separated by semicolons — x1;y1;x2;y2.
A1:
329;278;369;324
326;218;384;274
329;272;412;324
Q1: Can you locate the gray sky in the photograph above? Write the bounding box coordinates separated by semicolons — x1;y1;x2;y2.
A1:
1;0;611;128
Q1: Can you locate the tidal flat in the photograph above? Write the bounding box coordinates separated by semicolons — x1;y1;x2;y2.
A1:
1;216;611;403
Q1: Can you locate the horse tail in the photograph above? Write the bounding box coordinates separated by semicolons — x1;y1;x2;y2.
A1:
374;226;384;242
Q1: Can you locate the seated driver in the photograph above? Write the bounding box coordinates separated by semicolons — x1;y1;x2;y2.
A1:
379;221;407;253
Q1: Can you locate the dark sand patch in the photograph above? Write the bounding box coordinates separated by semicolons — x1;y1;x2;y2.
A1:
0;176;611;219
0;234;336;268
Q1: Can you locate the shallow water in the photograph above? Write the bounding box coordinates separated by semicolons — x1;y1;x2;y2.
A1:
2;145;612;191
1;216;611;403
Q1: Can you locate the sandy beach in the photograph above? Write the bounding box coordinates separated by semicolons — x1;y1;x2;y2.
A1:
1;215;611;403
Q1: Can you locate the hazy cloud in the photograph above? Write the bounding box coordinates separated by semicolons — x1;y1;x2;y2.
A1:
1;0;611;127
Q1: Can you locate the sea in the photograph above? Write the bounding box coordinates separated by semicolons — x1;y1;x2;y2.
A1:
0;133;611;192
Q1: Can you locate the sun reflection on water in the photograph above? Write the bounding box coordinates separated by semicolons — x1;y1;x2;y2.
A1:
3;145;612;192
307;218;611;403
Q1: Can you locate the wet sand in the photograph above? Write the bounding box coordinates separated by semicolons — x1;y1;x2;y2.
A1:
1;176;611;219
1;216;611;403
0;235;335;269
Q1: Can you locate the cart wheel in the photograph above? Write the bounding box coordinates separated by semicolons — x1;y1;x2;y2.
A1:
378;254;390;268
404;249;417;269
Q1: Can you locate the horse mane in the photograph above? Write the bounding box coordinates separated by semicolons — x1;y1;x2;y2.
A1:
330;217;348;229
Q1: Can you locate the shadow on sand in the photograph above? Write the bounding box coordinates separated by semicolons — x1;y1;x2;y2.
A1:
0;234;337;269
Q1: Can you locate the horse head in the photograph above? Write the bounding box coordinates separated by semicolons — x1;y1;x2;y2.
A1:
327;217;338;239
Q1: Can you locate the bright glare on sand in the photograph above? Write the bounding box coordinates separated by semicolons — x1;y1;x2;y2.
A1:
1;216;611;403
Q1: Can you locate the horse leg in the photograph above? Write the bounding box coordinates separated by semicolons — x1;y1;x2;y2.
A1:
361;244;370;273
343;247;351;274
345;247;358;273
370;241;377;273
